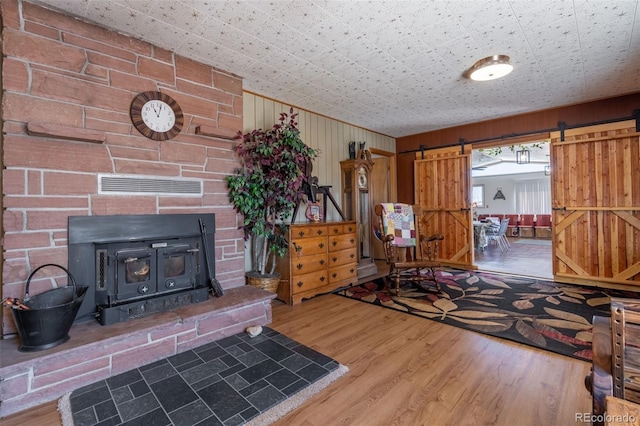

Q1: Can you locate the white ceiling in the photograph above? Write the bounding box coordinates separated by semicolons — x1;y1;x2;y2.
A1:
472;141;550;177
32;0;640;138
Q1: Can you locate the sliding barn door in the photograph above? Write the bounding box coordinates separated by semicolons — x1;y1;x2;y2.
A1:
414;146;474;269
550;120;640;289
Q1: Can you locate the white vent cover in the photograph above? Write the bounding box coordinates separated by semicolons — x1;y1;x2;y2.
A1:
99;174;202;196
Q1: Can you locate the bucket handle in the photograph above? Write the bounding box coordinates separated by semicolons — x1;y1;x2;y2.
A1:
25;264;78;301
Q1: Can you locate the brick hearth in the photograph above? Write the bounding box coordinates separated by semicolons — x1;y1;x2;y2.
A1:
0;286;276;418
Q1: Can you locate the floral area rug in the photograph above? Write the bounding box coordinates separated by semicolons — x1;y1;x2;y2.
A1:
336;269;639;362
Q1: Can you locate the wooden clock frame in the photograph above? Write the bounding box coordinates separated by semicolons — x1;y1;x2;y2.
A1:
130;91;184;141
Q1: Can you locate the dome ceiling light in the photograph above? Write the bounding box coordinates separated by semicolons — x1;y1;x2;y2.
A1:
468;55;513;81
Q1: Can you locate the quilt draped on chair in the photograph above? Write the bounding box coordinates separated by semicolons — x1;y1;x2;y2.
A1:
380;203;416;247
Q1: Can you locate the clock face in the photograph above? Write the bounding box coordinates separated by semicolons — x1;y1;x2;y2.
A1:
130;91;183;141
141;100;175;132
357;167;368;189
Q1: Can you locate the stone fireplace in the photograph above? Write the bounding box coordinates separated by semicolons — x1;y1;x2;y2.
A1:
0;0;259;418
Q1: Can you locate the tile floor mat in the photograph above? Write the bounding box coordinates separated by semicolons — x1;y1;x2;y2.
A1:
61;327;342;426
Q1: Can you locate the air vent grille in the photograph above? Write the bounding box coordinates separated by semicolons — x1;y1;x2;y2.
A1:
99;175;202;196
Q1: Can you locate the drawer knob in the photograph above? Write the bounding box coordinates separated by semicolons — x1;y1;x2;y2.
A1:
350;268;355;273
350;238;355;244
320;259;325;265
319;242;324;249
296;281;303;288
296;263;303;270
320;276;325;282
317;230;323;235
332;241;337;246
350;253;355;258
332;257;337;262
333;228;339;233
332;273;337;278
298;231;305;237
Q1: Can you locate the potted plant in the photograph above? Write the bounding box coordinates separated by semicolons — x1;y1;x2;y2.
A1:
226;108;317;291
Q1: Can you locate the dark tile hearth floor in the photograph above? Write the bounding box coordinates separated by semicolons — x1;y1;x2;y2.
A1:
68;327;339;426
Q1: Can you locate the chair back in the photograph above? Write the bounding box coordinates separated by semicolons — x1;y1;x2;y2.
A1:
376;203;416;247
497;218;509;236
374;203;442;263
536;214;551;227
519;214;535;227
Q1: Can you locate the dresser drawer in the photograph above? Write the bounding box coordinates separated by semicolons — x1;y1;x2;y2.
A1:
328;223;356;235
291;226;327;239
291;236;327;256
290;253;327;275
329;247;357;267
291;270;328;294
328;233;356;252
328;263;357;284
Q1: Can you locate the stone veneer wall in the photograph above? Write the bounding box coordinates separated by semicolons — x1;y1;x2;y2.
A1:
1;0;247;337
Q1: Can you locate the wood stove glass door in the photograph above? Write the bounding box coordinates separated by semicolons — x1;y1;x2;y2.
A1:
115;248;157;301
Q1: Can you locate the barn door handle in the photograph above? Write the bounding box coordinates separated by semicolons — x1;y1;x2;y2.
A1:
552;207;566;211
461;208;471;211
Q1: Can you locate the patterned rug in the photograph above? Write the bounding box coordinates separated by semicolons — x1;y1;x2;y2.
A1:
336;269;638;362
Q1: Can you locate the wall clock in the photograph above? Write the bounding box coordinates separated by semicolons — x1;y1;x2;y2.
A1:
130;91;184;141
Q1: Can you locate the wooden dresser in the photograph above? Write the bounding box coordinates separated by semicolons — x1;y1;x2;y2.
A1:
276;221;358;305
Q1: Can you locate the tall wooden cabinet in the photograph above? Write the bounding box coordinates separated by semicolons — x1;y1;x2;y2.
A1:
275;221;358;306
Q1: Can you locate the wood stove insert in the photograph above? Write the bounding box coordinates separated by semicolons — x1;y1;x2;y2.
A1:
68;214;216;325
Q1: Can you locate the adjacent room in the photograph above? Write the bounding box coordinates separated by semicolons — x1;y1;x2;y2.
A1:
472;142;553;279
1;1;639;425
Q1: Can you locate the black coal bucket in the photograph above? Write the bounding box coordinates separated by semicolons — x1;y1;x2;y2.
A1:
10;264;88;352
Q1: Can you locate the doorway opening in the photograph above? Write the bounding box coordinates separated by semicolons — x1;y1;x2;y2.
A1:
471;141;552;280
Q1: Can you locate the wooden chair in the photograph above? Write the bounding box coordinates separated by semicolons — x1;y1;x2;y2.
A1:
586;298;640;425
373;203;444;295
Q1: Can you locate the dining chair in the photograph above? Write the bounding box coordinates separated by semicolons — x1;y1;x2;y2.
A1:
486;218;510;252
373;203;444;295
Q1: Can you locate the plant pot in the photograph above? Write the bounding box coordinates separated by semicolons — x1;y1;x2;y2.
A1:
246;271;280;293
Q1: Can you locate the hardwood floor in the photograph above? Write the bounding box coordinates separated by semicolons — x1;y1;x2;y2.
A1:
3;292;592;425
269;295;591;426
475;237;553;280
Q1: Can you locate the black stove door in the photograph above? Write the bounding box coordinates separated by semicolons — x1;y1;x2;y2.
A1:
157;242;198;293
115;248;157;301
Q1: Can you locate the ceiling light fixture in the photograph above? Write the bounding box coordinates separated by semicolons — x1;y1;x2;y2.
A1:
516;149;530;164
469;55;513;81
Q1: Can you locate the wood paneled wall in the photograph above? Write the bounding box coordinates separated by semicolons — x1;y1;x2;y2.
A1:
242;92;396;222
397;92;640;203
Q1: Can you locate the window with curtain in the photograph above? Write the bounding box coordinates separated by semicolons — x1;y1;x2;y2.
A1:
515;179;551;214
472;184;485;207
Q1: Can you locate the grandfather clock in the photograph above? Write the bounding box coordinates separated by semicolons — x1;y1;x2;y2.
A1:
340;150;378;278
